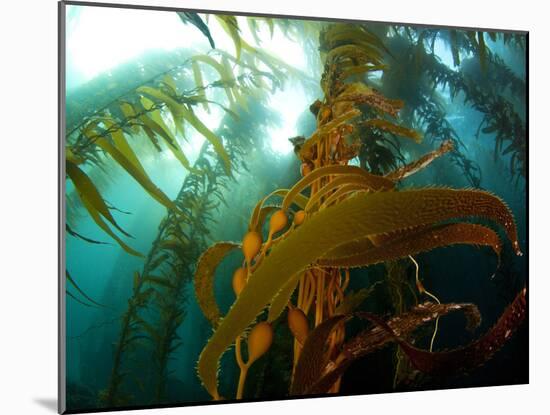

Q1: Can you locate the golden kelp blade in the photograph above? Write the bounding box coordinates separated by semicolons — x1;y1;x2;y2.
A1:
138;84;231;175
102;118;148;177
66;160;133;239
139;96;178;147
179;106;231;176
215;15;242;61
137;86;185;134
318;223;502;268
196;188;520;398
192;55;236;107
267;272;302;322
320;183;369;209
93;138;182;216
191;61;210;113
138;95;199;173
194;242;241;326
138;90;197;168
221;55;248;111
67;161;143;257
118;101;140;134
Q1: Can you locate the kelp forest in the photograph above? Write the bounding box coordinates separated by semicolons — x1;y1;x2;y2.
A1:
63;5;527;412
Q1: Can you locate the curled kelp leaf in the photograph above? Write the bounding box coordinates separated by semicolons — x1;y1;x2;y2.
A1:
66;224;110;245
311;288;526;393
318;223;502;268
194;242;241;326
303;301;483;394
196;188;520;398
67;291;95;308
396;287;526;376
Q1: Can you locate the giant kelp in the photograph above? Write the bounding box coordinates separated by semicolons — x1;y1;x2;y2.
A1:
192;21;525;401
66;11;526;410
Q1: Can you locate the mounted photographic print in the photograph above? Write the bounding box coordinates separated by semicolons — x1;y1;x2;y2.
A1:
59;1;528;413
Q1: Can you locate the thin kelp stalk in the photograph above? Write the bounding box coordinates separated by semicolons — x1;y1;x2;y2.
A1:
99;271;154;406
101;142;215;406
148;145;222;403
151;267;188;403
286;24;403;392
99;145;207;405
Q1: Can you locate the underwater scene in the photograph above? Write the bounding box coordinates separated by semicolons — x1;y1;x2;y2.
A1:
63;3;527;413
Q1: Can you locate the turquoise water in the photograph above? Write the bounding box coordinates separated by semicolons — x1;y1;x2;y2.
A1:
64;4;527;412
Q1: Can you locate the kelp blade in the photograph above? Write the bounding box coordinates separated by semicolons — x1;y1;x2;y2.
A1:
194;242;240;326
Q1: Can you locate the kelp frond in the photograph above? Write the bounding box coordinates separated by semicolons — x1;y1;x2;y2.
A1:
195;186;520;398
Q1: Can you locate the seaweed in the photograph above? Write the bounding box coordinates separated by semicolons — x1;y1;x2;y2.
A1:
192;22;525;401
67;14;526;408
65;28;293;258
